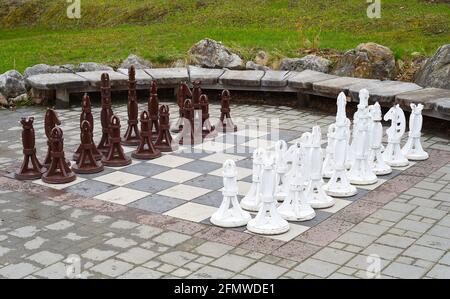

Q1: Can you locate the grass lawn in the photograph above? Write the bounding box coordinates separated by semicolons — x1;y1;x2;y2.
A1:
0;0;448;73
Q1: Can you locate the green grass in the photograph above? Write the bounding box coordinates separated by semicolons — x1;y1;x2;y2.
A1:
0;0;448;73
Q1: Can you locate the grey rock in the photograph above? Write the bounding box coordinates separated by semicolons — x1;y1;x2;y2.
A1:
24;64;72;78
10;93;29;104
414;44;450;89
436;99;450;115
77;62;113;72
0;93;8;106
255;50;269;66
280;55;332;73
332;42;396;80
171;59;187;68
120;54;152;70
0;70;27;98
188;38;243;69
246;61;270;71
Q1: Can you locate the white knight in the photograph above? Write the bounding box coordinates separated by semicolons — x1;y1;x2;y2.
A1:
383;104;409;167
402;103;429;161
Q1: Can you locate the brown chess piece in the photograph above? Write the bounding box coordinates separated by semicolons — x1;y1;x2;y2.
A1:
178;99;201;145
73;94;102;161
97;73;114;155
72;120;104;174
15;117;46;180
171;82;192;133
44;108;71;168
155;105;177;152
200;94;218;139
42;127;77;184
132;111;162;160
103;115;132;167
192;81;202;111
122;66;140;146
216;90;237;133
148;81;160;140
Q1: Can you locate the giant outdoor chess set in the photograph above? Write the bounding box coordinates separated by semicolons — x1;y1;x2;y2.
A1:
11;65;429;241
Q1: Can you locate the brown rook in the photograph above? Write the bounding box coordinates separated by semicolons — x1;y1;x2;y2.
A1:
155;105;177;152
72;120;104;174
132;111;161;160
103;115;132;167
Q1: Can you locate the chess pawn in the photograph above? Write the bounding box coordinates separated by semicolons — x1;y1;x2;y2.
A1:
200;94;218;139
323;124;337;179
402;103;429;161
15;117;46;180
171;82;192;133
305;126;335;208
132;111;162;160
148;81;160;140
348;89;369;168
97;73;114;155
122;66;140;146
42;127;77;184
247;153;289;235
103;115;132;167
216;90;237;133
155;105;178;152
211;160;251;228
241;148;266;212
368;102;392;175
74;94;102;161
348;90;378;185
383;104;409;167
274;140;289;201
278;141;315;221
72;121;104;174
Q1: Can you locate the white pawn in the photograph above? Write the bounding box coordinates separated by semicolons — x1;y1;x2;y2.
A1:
383;104;409;167
211;160;251;227
278;141;315;221
247;153;289;235
274;140;289;201
323;124;337;179
368;102;392;175
324;93;357;197
241;148;265;212
402;103;429;161
305;126;335;209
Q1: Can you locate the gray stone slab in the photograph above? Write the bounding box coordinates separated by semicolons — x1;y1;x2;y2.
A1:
26;73;90;90
188;66;225;85
436;99;450;115
219;70;265;87
145;68;189;85
313;76;380;98
349;80;423;104
76;71;128;88
261;70;295;87
117;68;154;86
288;70;338;90
395;88;450;111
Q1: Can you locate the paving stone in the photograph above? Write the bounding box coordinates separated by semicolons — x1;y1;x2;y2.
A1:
383;262;427;279
0;262;40;279
439;252;450;265
158;251;198;266
371;209;406;222
116;247;159;264
131;225;163;240
193;241;233;258
362;244;403;260
403;245;445;262
409;197;441;208
211;254;255;272
416;234;450;251
27;251;64;266
90;259;134;278
376;234;416;249
313;247;355;265
395;219;433;233
242;262;288;279
45;220;74;231
153;232;191;247
295;258;340;278
345;254;389;272
383;202;417;214
110;220;140;230
426;264;450;279
8;226;40;238
405;188;436;198
105;237;138;249
189;266;234;279
34;262;67;279
283;270;307;279
337;231;377;247
119;267;164;279
351;222;389;237
428;225;450;239
81;248;118;261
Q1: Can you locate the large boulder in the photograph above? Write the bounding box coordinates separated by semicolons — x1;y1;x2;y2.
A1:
414;44;450;89
0;70;27;99
332;42;396;79
280;55;332;73
120;54;152;70
188;38;243;69
77;62;113;72
24;64;72;78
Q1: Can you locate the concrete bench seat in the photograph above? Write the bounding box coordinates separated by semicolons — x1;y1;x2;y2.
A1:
219;70;265;87
188;66;225;85
312;77;380;98
348;80;423;104
144;68;189;86
26;73;90;90
117;68;154;87
76;71;128;88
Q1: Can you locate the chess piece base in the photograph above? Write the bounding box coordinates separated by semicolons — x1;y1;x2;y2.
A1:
323;184;358;198
121;139;140;146
405;152;429;161
102;156;132;167
278;207;315;222
247;219;290;235
15;169;45;181
155;144;178;152
240;194;261;212
373;166;393;176
348;176;378;185
132;150;162;160
308;196;335;209
72;164;104;174
210;211;251;228
42;172;76;184
385;159;409;167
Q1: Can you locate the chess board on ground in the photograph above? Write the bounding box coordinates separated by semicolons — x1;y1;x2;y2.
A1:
8;102;415;242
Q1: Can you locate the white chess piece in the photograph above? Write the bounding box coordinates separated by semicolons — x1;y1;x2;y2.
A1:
383;104;409;167
324;93;357;197
241;148;265;212
347;90;369;168
348;89;378;185
274;140;289;201
211;160;251;227
305;126;335;208
368;102;392;175
402;103;429;161
278;140;315;221
247;153;289;235
323;124;337;179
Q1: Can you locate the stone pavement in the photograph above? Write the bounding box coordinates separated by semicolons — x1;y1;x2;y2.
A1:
0;104;449;279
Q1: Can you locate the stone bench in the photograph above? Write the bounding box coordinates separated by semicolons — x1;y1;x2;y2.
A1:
25;67;450;121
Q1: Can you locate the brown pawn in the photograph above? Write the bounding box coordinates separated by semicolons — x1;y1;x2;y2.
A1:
132;111;162;160
216;90;237;133
192;81;202;110
122;66;140;146
178;99;201;145
155;105;178;152
200;94;218;139
72;121;104;174
103;115;132;167
97;73;114;154
42;127;77;184
148;81;160;140
171;82;192;133
15;117;46;180
73;94;102;161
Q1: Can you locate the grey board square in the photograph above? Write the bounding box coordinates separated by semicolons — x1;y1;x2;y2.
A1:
64;180;117;198
179;160;222;173
124;178;178;194
192;191;224;208
235;158;253;169
225;145;253;156
299;210;333;228
76;167;115;180
345;188;371;202
121;163;170;177
267;130;301;142
185;175;224;191
378;169;402;180
173;149;211;160
128;194;186;213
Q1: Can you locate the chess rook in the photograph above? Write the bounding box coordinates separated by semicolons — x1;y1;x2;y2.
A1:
383;104;409;167
171;82;192;133
155;105;177;152
200;94;217;139
402;103;429;161
148;81;160;140
72;120;104;174
122;66;140;146
97;73;114;155
216;90;237;133
132;111;162;160
103;115;132;167
368;102;392;175
241;148;266;212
